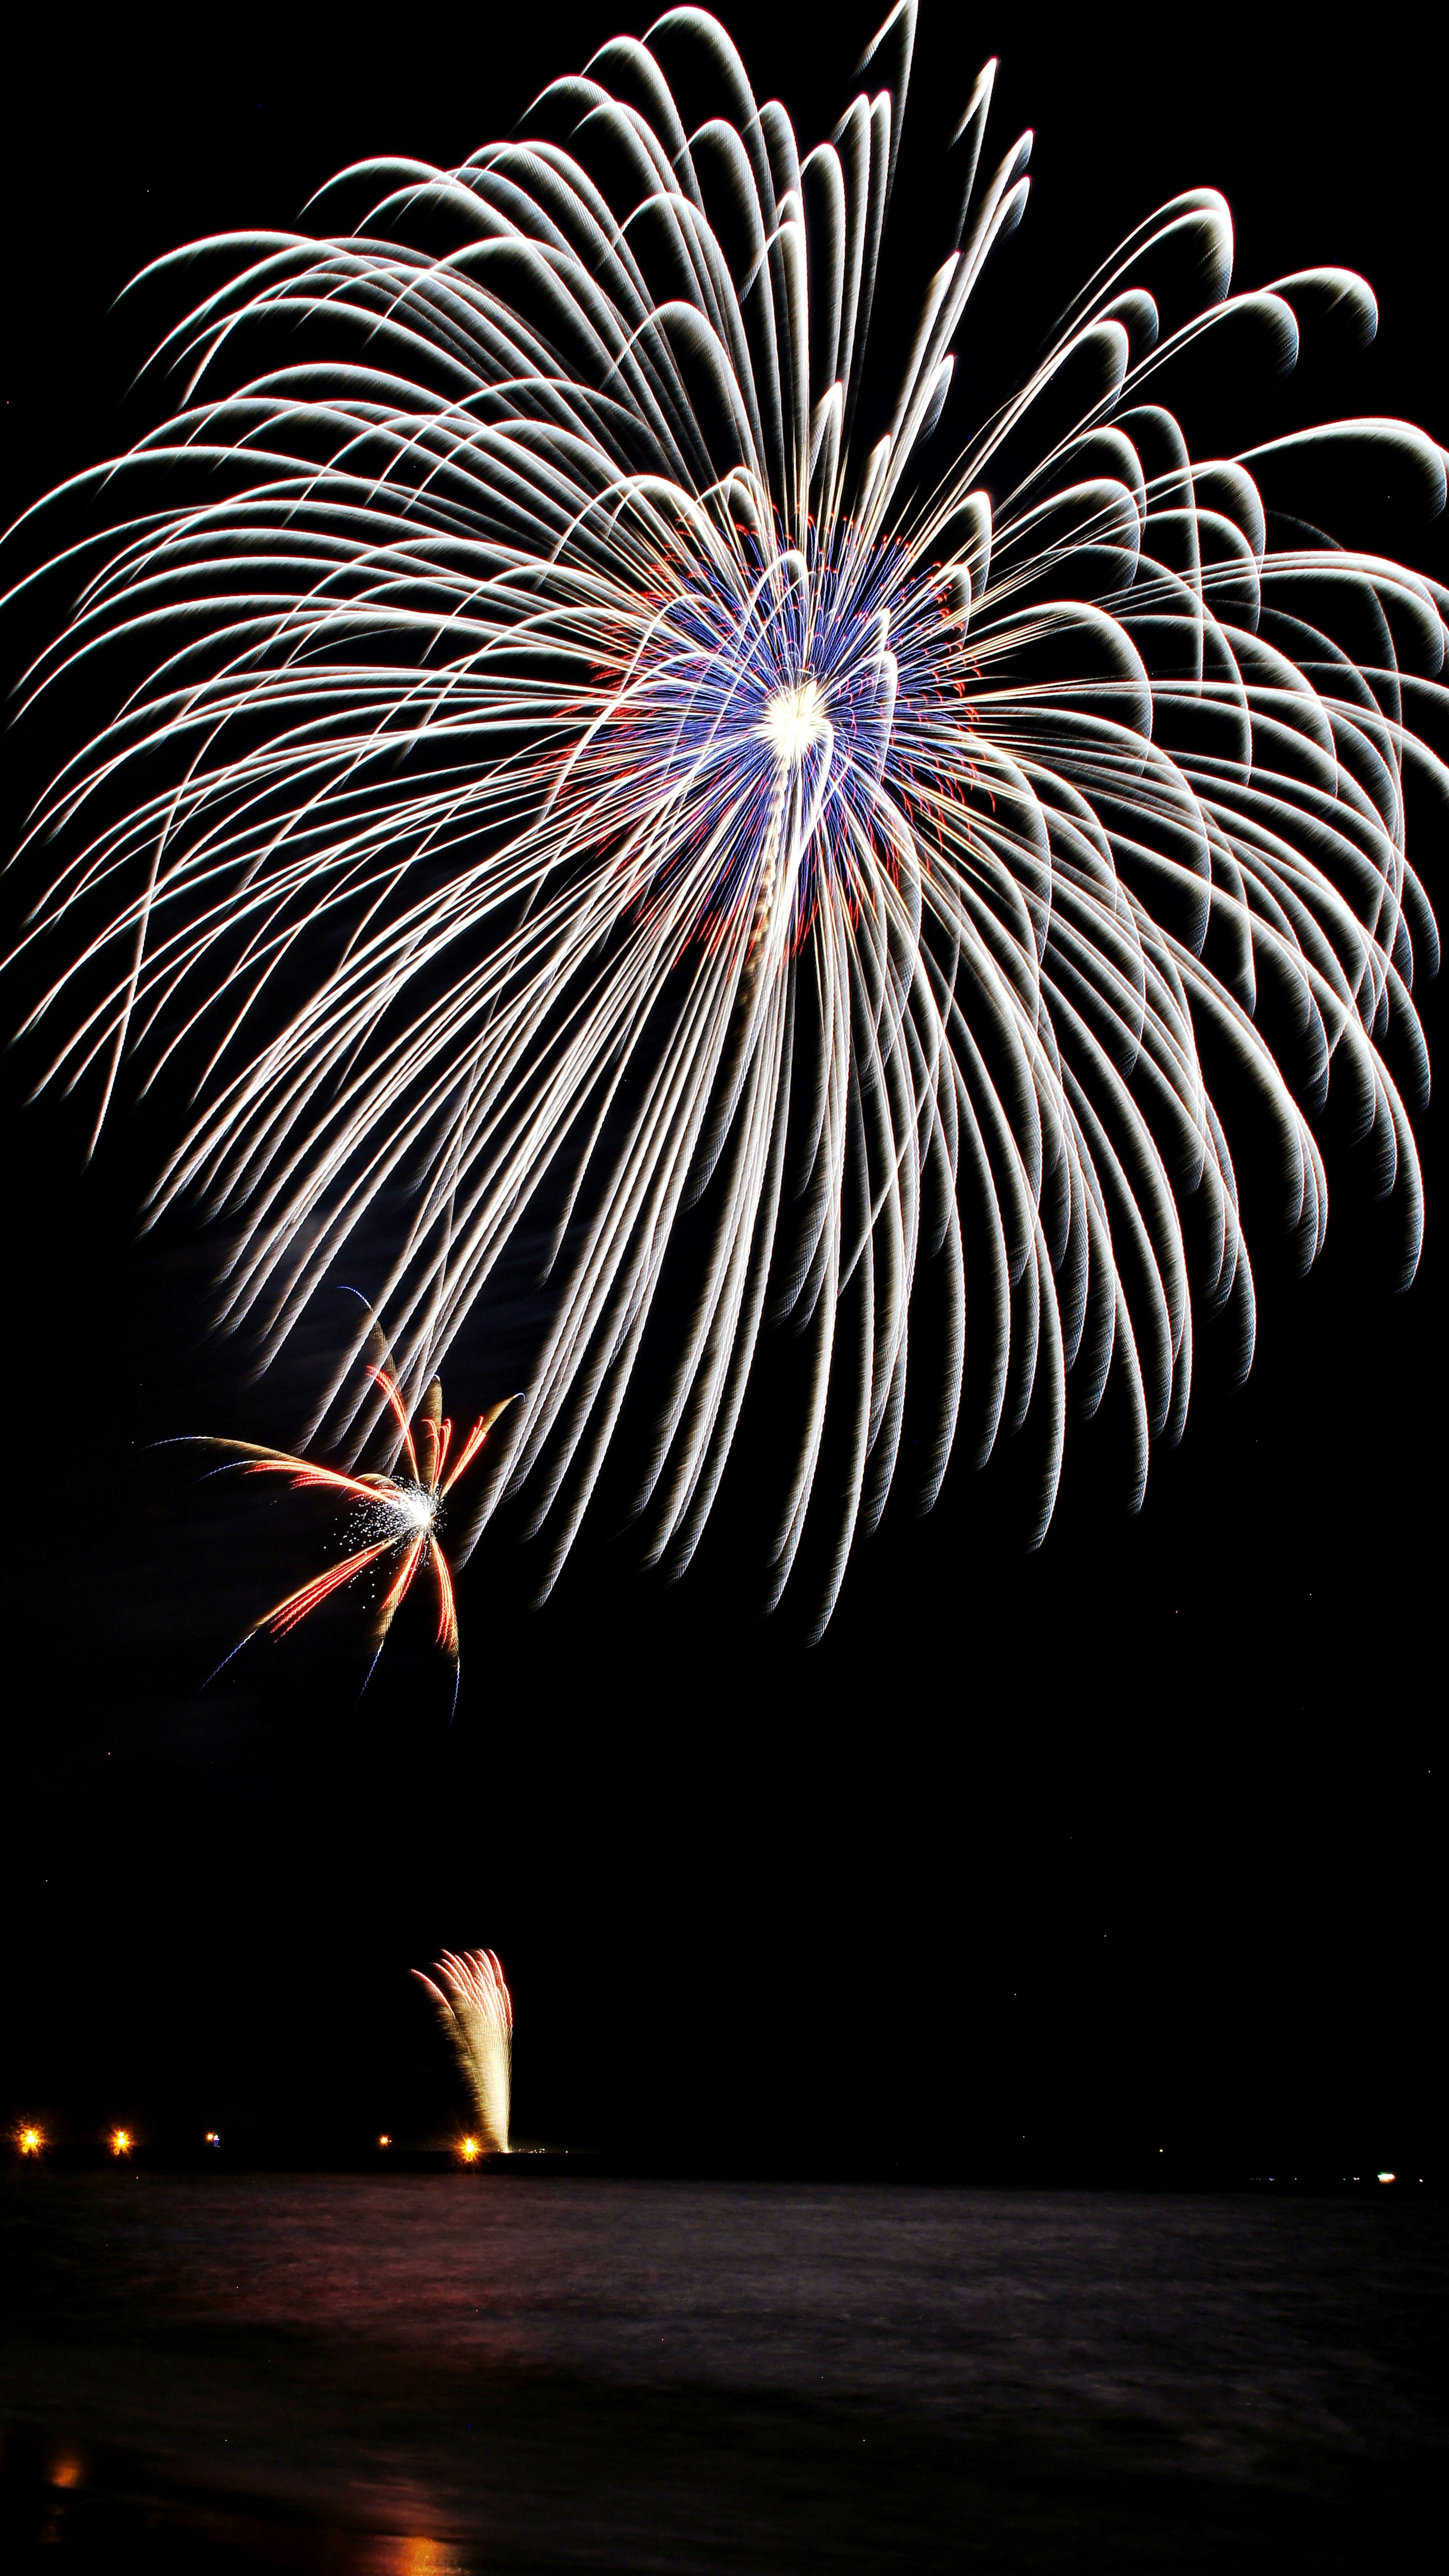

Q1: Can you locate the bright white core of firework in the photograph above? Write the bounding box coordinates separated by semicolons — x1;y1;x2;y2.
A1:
762;679;827;767
349;1479;440;1553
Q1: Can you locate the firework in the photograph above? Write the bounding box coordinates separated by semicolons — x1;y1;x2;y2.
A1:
180;1331;516;1684
6;9;1443;1633
415;1947;513;2153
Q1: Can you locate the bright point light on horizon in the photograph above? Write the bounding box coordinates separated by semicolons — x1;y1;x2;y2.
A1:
460;2136;481;2163
762;678;826;767
18;2126;42;2155
111;2130;132;2156
1378;2171;1396;2184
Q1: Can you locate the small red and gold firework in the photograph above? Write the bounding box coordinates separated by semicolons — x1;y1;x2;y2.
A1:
189;1345;516;1689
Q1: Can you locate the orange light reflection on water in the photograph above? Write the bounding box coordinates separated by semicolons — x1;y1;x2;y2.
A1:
364;2537;469;2575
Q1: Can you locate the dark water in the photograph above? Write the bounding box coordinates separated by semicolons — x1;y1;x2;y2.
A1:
1;2175;1442;2570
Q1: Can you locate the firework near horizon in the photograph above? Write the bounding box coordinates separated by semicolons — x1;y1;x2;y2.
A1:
415;1948;514;2154
4;4;1443;1637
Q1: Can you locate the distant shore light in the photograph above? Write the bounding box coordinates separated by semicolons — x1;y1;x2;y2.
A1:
1377;2170;1396;2184
111;2130;132;2157
18;2125;42;2156
460;2136;481;2163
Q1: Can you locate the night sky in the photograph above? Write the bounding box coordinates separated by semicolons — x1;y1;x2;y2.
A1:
1;3;1441;2179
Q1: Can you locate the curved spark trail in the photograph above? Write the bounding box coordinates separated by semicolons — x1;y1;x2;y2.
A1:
6;7;1444;1634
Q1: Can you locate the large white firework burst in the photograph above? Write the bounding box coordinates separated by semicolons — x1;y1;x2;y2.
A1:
6;6;1444;1636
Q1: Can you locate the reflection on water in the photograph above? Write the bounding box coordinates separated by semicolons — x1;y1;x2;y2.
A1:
1;2175;1443;2570
367;2545;471;2576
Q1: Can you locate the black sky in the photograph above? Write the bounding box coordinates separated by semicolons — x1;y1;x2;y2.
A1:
0;3;1442;2176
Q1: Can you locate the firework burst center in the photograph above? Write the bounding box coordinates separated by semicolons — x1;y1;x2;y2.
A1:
762;677;828;768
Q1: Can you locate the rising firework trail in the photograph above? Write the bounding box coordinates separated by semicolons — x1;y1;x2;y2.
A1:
5;7;1443;1635
179;1332;517;1689
415;1948;513;2154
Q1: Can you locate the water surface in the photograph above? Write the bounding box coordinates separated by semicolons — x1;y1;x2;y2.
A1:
2;2175;1441;2568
